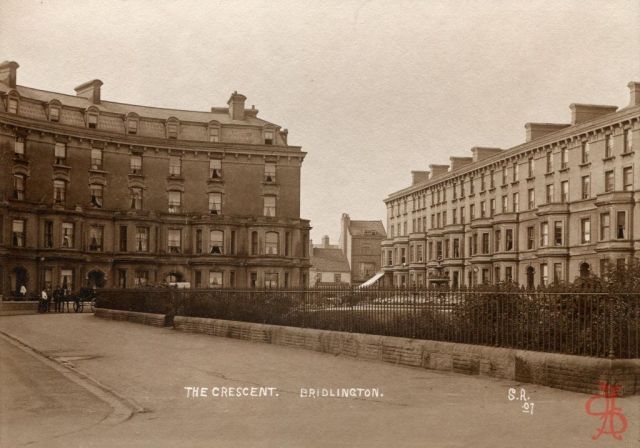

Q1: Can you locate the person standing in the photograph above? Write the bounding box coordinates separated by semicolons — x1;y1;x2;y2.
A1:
46;287;52;312
40;287;48;313
54;286;62;312
20;284;27;300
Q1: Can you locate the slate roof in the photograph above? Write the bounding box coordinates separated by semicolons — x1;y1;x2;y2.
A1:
0;81;275;127
310;248;351;272
348;220;386;237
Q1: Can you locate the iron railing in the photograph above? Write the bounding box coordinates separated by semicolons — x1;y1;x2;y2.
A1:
96;285;640;359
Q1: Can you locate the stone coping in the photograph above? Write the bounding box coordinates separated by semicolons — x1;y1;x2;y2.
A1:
94;309;640;396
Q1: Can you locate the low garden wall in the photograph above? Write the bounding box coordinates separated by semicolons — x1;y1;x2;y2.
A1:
95;309;640;396
0;300;40;316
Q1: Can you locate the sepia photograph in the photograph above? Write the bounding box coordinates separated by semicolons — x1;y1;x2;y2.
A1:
0;1;639;446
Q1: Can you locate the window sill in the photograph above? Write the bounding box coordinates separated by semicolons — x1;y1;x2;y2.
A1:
489;187;496;193
510;181;519;187
559;167;570;173
53;163;71;169
526;176;535;182
579;162;591;168
544;172;554;177
89;168;108;174
621;151;635;158
602;156;615;162
468;193;476;198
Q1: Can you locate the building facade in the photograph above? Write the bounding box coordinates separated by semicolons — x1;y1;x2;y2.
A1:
382;81;640;288
339;214;386;285
309;236;351;286
0;61;310;296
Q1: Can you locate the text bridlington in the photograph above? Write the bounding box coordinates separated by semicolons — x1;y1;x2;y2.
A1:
300;388;383;398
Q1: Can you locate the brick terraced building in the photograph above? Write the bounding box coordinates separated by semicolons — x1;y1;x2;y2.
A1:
0;61;310;295
382;81;640;288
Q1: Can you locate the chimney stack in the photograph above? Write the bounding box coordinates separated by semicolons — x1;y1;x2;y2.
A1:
227;91;246;121
569;104;617;125
411;171;430;185
74;79;103;104
0;61;19;89
322;235;330;248
449;156;473;171
428;164;450;178
524;123;570;142
629;82;640;107
471;147;503;162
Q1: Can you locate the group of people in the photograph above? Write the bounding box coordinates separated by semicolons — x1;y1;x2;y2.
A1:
38;286;71;313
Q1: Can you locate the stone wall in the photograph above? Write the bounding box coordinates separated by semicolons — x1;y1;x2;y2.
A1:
94;309;640;396
0;300;39;316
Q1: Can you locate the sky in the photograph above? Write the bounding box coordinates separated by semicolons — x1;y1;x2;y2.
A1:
1;0;639;244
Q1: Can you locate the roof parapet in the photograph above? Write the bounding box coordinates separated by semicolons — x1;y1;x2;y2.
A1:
411;171;430;185
0;61;19;89
570;104;617;125
628;82;640;107
524;123;570;142
429;164;449;178
449;156;473;171
74;79;103;104
471;147;503;163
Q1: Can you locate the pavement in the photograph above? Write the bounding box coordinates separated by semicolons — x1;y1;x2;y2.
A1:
0;313;638;448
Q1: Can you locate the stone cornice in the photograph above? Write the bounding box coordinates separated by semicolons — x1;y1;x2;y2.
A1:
0;114;305;158
385;105;640;203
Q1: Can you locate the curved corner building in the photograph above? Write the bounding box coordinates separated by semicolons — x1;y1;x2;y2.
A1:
0;61;311;294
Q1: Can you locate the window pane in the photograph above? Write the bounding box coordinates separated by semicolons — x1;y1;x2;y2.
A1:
209;230;223;254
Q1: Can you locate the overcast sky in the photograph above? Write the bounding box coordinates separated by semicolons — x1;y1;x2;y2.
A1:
1;0;639;243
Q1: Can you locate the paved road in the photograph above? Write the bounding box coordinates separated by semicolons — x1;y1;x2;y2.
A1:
1;313;638;448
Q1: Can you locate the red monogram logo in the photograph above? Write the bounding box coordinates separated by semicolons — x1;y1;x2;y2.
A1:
584;382;628;441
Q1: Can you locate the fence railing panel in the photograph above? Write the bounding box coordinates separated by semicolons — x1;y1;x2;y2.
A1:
95;285;639;359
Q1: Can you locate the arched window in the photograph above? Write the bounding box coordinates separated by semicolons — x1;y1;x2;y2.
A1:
210;230;224;254
526;266;535;289
580;262;591;278
265;232;279;255
251;231;258;255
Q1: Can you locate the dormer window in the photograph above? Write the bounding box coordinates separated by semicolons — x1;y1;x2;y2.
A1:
167;122;178;139
91;148;103;170
265;162;276;182
264;130;274;145
127;119;138;135
209;159;222;179
50;107;60;122
55;143;66;165
8;98;18;114
209;127;219;142
87;113;98;129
